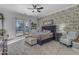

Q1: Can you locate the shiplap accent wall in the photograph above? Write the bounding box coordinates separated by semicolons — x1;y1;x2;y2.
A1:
40;5;79;32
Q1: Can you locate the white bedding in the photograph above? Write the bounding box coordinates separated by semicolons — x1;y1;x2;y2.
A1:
28;32;53;40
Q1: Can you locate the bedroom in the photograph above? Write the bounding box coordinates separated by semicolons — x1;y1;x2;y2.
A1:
0;4;79;55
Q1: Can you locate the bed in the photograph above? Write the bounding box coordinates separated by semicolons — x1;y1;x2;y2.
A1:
37;26;56;45
27;26;56;45
28;32;53;45
28;32;53;39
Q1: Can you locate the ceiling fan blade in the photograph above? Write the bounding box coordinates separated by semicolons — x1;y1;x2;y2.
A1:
37;7;44;9
32;4;37;9
32;4;34;7
37;9;41;12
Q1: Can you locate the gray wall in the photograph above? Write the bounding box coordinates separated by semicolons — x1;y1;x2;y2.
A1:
39;5;79;32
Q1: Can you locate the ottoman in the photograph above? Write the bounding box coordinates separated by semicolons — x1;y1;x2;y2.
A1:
25;37;37;46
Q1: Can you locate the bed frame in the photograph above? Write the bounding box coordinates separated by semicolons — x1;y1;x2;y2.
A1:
37;26;56;45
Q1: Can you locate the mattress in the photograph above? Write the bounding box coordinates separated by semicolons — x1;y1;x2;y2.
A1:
28;32;53;40
40;33;53;40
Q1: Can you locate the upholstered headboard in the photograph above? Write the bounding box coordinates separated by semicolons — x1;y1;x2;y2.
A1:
42;26;56;33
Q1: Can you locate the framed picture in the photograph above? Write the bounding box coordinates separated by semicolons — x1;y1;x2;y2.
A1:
43;19;53;26
31;22;37;29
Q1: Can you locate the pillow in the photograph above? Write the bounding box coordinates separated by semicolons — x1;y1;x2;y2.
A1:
43;30;51;33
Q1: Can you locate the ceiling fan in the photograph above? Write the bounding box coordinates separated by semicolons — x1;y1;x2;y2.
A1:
27;4;44;13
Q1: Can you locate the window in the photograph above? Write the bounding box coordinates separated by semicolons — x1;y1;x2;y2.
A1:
25;22;30;32
16;20;24;32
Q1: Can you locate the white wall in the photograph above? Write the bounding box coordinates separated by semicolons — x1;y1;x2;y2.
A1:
0;8;38;40
0;8;16;39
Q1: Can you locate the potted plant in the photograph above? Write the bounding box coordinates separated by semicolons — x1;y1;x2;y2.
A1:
0;29;6;36
0;13;8;55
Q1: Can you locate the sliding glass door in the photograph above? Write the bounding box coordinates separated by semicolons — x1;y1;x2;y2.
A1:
16;19;32;36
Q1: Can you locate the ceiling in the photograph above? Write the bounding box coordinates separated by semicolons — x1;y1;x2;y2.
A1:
0;4;76;18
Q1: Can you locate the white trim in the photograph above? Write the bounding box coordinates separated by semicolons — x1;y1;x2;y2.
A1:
40;5;78;18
